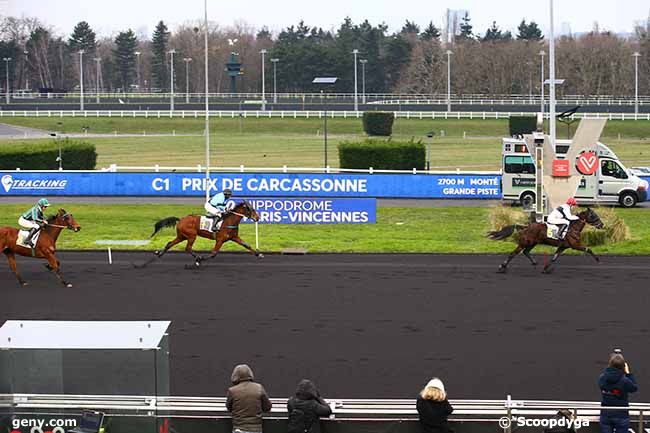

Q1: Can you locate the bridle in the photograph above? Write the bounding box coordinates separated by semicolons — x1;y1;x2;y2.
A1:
47;213;76;230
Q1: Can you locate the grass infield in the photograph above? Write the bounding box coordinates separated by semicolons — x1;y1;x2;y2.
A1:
0;204;648;255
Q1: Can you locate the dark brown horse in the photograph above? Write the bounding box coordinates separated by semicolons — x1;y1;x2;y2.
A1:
0;209;81;287
148;200;262;267
487;208;605;273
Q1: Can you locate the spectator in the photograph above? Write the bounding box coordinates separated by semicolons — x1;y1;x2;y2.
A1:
599;353;638;433
416;378;454;433
226;364;272;433
286;379;332;433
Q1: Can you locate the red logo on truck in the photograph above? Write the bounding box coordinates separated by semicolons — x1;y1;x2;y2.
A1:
577;152;599;175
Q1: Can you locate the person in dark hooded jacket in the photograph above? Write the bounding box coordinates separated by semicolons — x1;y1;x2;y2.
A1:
598;353;638;433
226;364;272;433
286;379;332;433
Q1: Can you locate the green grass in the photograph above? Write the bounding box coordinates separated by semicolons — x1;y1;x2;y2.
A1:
2;117;650;170
1;204;648;254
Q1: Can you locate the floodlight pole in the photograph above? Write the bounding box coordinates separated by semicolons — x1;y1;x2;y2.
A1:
2;57;11;104
204;0;210;201
633;52;641;116
360;59;367;104
539;50;546;119
352;49;359;111
446;50;453;112
78;50;84;111
168;49;176;111
183;57;192;103
271;58;279;104
135;51;141;91
323;90;328;168
260;49;267;111
549;0;556;151
94;57;101;103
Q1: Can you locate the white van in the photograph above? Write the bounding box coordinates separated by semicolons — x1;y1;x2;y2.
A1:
501;138;648;208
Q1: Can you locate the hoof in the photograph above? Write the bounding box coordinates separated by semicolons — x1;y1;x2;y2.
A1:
531;261;538;266
257;253;265;259
542;267;553;274
154;250;162;257
195;261;201;267
497;265;507;274
20;281;28;287
65;283;72;288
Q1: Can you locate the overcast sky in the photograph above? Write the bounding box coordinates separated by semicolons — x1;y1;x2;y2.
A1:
5;0;650;38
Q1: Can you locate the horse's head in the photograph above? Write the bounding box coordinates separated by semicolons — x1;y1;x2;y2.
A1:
234;200;260;222
579;207;604;229
51;208;82;232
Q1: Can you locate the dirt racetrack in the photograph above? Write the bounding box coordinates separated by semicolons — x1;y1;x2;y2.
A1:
1;252;649;401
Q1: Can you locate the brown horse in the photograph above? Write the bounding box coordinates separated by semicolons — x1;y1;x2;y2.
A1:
0;209;81;287
487;208;605;273
147;200;263;267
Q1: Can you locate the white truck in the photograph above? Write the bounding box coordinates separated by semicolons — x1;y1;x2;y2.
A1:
501;138;648;208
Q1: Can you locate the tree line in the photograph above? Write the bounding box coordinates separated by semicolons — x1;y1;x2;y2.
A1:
0;13;649;96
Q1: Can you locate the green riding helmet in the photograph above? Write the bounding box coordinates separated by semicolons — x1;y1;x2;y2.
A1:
38;198;50;208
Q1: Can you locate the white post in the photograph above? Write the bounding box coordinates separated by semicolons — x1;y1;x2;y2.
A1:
539;50;546;116
204;0;210;202
271;58;279;104
633;52;641;116
94;57;101;104
260;49;267;111
184;57;192;104
168;49;176;111
78;50;84;111
360;59;367;105
255;221;259;250
2;57;10;104
352;49;359;111
549;0;556;151
446;50;453;113
135;51;141;91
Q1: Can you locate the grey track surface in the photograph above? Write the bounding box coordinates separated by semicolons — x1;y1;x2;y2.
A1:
2;251;650;400
0;122;49;138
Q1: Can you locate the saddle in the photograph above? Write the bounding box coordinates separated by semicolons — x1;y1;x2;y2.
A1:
17;229;42;248
545;224;565;240
200;216;222;233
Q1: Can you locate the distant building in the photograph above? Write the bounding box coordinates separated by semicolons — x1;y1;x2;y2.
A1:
443;9;469;44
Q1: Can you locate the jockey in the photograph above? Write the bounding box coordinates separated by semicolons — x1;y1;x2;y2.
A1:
205;188;233;231
19;198;50;247
547;197;579;239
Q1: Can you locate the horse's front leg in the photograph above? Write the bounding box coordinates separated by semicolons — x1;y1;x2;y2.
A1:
45;252;72;287
231;236;264;258
497;245;523;273
570;243;600;263
543;246;568;274
5;251;27;286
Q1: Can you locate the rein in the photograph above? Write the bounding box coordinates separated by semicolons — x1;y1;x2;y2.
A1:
46;223;69;229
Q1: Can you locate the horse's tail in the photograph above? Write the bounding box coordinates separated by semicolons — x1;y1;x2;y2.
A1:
486;224;526;241
151;217;180;238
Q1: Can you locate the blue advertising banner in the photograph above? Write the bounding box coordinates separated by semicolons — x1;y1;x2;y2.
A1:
235;198;376;224
0;172;502;199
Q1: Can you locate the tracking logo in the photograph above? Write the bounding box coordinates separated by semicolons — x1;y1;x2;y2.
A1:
0;175;68;193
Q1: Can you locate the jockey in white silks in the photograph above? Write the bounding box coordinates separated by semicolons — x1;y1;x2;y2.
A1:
547;197;579;239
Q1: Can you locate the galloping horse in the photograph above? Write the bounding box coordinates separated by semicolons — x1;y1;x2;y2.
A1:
148;200;263;267
0;209;81;287
487;208;605;273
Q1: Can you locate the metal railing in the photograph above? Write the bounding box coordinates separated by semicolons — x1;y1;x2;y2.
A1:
2;394;650;433
1;110;650;120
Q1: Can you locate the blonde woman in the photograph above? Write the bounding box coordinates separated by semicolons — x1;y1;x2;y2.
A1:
416;378;454;433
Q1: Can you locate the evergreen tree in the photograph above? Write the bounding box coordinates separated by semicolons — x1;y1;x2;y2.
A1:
458;13;474;41
484;21;513;42
68;21;96;53
517;19;544;40
151;21;169;90
256;27;272;41
421;22;441;41
401;20;420;35
113;29;138;91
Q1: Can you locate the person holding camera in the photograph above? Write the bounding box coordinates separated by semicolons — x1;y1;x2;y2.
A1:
598;350;638;433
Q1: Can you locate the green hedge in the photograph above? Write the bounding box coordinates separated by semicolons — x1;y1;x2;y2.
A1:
362;112;395;136
509;116;537;137
338;138;425;170
0;139;97;170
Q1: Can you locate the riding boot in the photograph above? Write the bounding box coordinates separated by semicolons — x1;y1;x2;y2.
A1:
212;215;221;232
24;228;38;247
559;225;568;239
